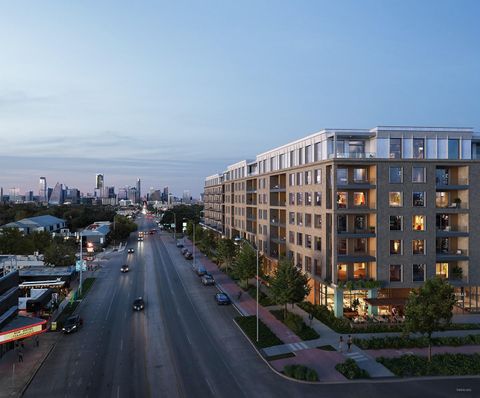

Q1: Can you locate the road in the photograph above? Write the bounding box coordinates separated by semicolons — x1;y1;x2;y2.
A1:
23;216;480;398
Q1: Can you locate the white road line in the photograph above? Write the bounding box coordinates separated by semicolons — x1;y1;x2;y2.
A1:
205;378;216;396
120;338;124;351
117;385;120;398
105;290;116;321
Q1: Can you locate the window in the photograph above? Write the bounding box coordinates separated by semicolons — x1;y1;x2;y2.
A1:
290;150;295;167
436;192;449;208
436;263;449;279
314;214;322;229
354;262;366;279
305;192;312;205
337;168;348;185
354;238;367;253
448;139;459;159
296;212;303;226
337;215;347;232
389;192;402;207
412;240;425;255
353;192;367;207
337;192;348;208
289;231;295;243
436;167;449;185
412;167;426;183
390;215;403;231
338;239;347;255
305;256;312;273
354;215;366;231
314;192;322;206
390;138;402;159
390;265;402;282
296;172;303;186
349;141;365;157
289;193;295;205
314;142;321;161
353;168;367;183
279;154;285;169
296;253;303;268
298;148;303;165
389;167;403;183
297;233;303;246
305;171;312;185
305;145;311;163
305;213;312;228
289;212;295;225
413;215;425;231
289;173;295;186
413;192;425;207
315;237;321;251
305;234;312;248
296;192;303;206
390;240;402;255
413;138;425;159
413;264;426;282
314;169;322;184
336;140;345;157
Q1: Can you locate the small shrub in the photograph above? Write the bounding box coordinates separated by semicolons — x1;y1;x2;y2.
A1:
283;365;319;381
235;316;283;349
294;365;307;380
270;310;320;341
335;359;370;379
305;368;319;381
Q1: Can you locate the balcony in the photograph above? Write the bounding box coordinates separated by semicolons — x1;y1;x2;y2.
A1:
337;227;376;238
337;253;376;263
270;200;286;207
436;249;469;261
270;184;286;192
270;236;287;245
436;175;469;190
337;179;376;189
270;218;286;228
436;225;469;237
328;152;376;159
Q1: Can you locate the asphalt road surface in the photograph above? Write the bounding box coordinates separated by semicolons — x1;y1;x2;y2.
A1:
23;216;480;398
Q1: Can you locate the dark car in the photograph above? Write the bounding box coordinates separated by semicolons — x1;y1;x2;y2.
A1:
176;240;184;248
181;247;189;255
133;297;145;311
62;315;83;334
128;248;135;254
121;264;129;273
196;265;207;276
184;251;193;260
201;274;215;286
215;293;231;305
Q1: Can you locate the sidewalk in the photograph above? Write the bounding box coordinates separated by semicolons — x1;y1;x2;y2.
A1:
0;332;59;398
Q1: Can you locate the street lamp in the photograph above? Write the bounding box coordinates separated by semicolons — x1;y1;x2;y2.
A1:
238;237;260;343
79;232;83;296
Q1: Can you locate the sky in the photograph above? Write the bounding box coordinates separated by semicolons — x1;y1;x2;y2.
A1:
0;0;479;197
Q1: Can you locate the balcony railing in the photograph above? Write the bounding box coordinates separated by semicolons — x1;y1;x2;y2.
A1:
328;152;376;159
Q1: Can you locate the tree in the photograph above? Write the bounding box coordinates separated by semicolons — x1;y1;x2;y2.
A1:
199;230;217;258
0;228;35;255
403;277;455;361
270;258;311;318
109;215;138;243
233;242;258;288
44;241;76;267
216;238;237;272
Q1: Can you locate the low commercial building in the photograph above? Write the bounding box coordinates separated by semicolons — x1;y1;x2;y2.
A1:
0;215;66;235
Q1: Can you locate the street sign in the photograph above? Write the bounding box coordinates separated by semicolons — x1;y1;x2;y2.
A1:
170;223;175;228
75;260;86;271
51;322;57;331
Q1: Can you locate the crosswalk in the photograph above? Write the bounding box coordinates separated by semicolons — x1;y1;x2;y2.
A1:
287;342;310;352
344;351;369;362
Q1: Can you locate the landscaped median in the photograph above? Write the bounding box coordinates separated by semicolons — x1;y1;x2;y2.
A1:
270;309;319;341
335;359;370;379
234;315;284;349
377;353;480;377
354;334;480;350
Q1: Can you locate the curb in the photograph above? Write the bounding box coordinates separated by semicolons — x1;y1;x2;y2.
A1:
20;342;56;397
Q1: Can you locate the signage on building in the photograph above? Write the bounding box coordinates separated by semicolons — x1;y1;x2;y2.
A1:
0;323;45;344
75;260;86;271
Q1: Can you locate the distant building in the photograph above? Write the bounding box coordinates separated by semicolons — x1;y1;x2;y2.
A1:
162;186;169;203
39;177;47;203
136;178;141;203
117;187;128;200
0;215;66;235
182;190;191;204
81;222;111;246
48;183;64;205
64;188;80;204
128;187;138;203
95;173;104;190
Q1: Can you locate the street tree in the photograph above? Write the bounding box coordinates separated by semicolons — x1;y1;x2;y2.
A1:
404;277;455;361
44;241;76;267
270;257;311;318
216;238;237;272
233;242;258;288
0;228;35;255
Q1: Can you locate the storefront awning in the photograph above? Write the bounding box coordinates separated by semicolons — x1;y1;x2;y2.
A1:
364;297;407;307
0;316;47;344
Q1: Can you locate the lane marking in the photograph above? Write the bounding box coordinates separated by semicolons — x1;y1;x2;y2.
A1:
120;339;124;351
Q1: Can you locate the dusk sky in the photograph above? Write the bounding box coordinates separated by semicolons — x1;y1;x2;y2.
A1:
1;1;479;197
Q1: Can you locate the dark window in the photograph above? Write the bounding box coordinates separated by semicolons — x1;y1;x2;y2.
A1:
413;138;425;159
390;138;402;159
448;139;459;159
389;167;402;183
389;265;402;282
390;216;402;231
413;264;426;282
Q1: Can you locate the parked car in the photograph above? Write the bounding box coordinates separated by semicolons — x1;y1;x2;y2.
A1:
133;297;145;311
201;274;215;286
184;251;193;260
214;293;231;305
196;264;207;276
181;247;189;255
62;315;83;334
128;248;135;254
121;264;129;273
176;240;184;248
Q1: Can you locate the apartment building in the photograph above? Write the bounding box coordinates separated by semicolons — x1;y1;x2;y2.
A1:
203;126;480;317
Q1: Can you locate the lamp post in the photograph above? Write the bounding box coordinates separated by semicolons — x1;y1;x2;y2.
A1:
173;212;177;241
79;232;83;296
193;221;196;269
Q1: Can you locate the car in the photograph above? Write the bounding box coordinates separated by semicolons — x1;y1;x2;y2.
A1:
176;240;184;248
196;265;207;276
62;315;83;334
121;264;129;272
138;236;144;242
184;251;193;260
128;248;135;254
133;297;145;311
214;293;231;305
201;274;215;286
181;247;189;255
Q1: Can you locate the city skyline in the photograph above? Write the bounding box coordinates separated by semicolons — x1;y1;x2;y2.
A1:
1;1;479;196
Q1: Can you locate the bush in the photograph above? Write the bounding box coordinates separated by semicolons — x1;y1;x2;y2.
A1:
335;359;370;379
283;365;318;381
245;284;274;307
235;316;284;349
354;334;480;350
377;353;480;377
270;310;320;341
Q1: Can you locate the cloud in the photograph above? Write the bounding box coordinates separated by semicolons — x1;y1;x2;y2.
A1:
0;89;52;108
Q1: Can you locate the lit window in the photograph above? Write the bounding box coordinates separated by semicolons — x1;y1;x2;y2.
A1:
390;240;402;255
354;192;367;207
413;215;425;231
337;192;348;208
353;263;367;279
412;240;425;255
389;192;402;207
436;263;449;279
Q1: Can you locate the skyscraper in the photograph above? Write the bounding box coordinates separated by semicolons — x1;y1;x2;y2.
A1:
39;177;47;202
136;178;141;203
48;182;64;205
95;174;104;190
